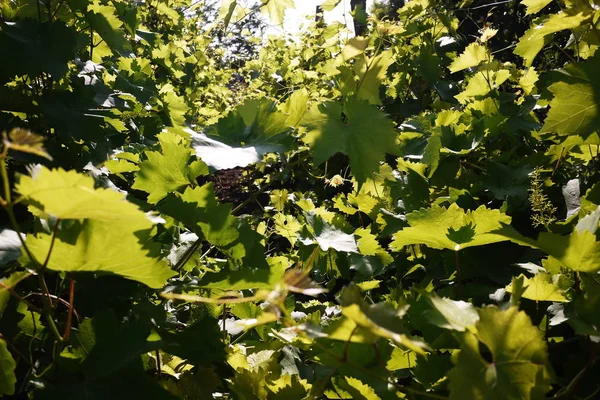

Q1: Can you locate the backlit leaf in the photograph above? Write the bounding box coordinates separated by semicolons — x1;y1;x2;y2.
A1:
23;218;175;288
449;306;553;400
260;0;294;25
449;43;489;73
390;203;512;251
521;0;552;15
505;273;569;302
0;338;16;396
300;98;397;184
515;11;590;67
17;167;146;221
133;132;198;204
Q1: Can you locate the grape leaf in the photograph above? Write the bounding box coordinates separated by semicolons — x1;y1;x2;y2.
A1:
195;99;293;170
105;159;139;174
515;11;590;67
341;377;381;400
449;306;553;400
218;0;237;30
449;43;490;73
159;185;267;268
390;203;512;251
340;36;370;60
17;167;144;221
66;0;130;57
0;19;78;80
196;257;286;290
540;55;600;137
494;224;600;272
23;218;175;289
0;338;16;396
521;0;552;15
133;131;202;204
422;293;479;332
300;213;358;253
341;304;426;355
505;273;569;302
278;88;310;127
274;213;302;246
260;0;294;25
321;0;342;11
338;285;428;354
300;98;397;184
0;271;29;317
339;50;394;104
160;85;189;127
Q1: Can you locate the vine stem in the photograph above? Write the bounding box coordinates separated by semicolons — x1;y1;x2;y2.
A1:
37;273;63;342
155;350;162;380
173;237;203;271
0;155;63;343
62;279;75;341
454;250;463;298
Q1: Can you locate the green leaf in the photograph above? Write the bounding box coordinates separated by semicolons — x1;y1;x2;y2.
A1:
386;347;417;371
274;213;302;246
321;0;342;11
422;293;479;332
0;271;28;317
159;185;267;268
16;167;145;221
23;218;175;289
0;337;16;396
278;88;310;127
495;224;600;272
160;84;189;127
197;256;286;290
538;230;600;272
390;203;512;252
521;0;552;15
342;377;381;400
449;306;553;400
196;99;293;170
260;0;294;25
338;285;427;354
67;0;130;57
132;131;196;204
300;98;397;184
81;309;151;379
541;56;600;137
505;273;569;302
515;11;590;67
300;213;358;253
104;159;140;174
0;19;78;80
339;50;394;104
340;36;370;60
422;134;442;177
354;227;393;269
449;43;490;73
218;0;237;30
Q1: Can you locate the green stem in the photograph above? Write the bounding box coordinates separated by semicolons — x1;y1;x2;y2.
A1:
173;237;203;271
0;159;41;267
0;156;62;343
37;273;63;342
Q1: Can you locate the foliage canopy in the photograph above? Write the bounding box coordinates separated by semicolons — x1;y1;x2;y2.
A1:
1;0;600;399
